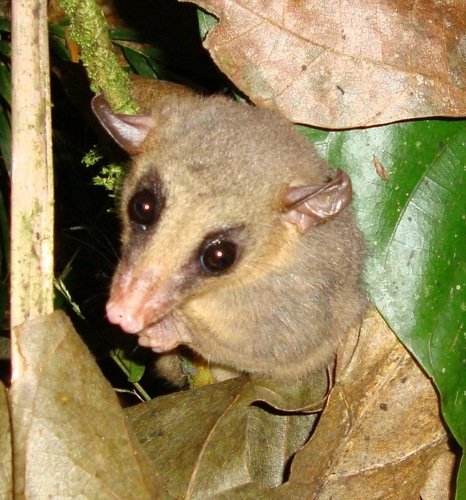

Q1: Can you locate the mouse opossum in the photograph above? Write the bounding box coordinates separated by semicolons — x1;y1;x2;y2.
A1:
92;91;366;381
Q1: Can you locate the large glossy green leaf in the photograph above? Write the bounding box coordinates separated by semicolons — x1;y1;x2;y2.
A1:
458;456;466;499
300;120;466;450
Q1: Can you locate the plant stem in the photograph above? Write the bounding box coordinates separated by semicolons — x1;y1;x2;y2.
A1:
10;0;54;328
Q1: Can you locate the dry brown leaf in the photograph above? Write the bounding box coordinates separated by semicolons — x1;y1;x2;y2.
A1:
126;372;328;497
420;449;459;500
278;308;456;498
185;0;466;128
0;383;12;498
8;311;164;498
126;309;458;498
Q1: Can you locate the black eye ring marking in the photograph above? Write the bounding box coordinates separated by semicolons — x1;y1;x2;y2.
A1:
128;181;164;230
199;237;238;276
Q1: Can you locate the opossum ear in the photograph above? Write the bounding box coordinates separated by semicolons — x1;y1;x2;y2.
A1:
282;169;353;233
91;94;153;155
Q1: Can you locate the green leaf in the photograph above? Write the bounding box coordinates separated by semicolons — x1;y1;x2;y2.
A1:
49;36;71;61
457;456;466;499
120;45;158;78
112;347;146;384
0;63;11;105
48;23;67;37
141;47;169;65
300;120;466;449
0;40;10;58
0;187;10;324
0;18;10;33
197;9;217;39
109;27;147;42
0;105;10;171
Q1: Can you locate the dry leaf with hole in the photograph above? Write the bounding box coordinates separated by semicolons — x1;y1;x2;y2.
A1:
186;0;466;128
8;311;162;498
276;308;456;498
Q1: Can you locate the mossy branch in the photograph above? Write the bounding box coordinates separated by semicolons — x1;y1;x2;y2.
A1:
60;0;137;114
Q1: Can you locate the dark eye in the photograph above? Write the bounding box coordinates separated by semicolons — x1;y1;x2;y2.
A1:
200;238;238;275
128;189;159;228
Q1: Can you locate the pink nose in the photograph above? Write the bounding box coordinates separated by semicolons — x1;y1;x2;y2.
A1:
106;300;145;334
105;265;178;335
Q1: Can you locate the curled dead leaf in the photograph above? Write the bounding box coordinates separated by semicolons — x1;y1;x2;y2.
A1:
283;308;457;498
126;371;328;496
125;309;458;498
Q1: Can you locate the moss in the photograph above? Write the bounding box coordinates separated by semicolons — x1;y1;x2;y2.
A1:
60;0;137;114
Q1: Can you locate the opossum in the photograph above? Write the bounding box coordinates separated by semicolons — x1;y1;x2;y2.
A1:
92;90;366;382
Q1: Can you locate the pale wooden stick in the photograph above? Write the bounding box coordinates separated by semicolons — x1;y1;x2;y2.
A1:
10;0;54;330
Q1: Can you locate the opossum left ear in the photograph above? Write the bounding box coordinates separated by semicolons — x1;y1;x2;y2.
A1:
282;169;353;233
91;94;154;155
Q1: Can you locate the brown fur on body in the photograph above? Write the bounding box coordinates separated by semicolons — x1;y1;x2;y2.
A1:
95;92;367;382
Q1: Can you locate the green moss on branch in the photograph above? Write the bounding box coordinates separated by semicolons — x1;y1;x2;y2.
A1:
60;0;137;114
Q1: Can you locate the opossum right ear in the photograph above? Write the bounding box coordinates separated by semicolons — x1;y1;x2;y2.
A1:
282;169;353;233
91;94;153;155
